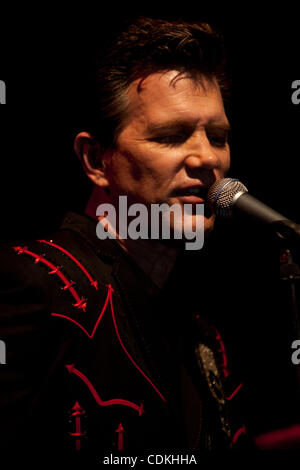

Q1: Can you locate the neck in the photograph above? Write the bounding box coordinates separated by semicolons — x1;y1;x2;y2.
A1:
85;186;180;288
116;236;180;289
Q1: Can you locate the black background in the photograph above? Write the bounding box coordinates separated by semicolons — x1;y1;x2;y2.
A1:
0;3;300;448
0;5;299;240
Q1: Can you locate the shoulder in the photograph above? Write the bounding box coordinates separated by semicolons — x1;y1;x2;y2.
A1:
0;223;107;280
0;229;112;303
0;240;55;296
0;231;115;354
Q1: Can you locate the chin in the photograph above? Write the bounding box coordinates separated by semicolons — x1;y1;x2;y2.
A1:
203;214;216;237
167;212;216;247
185;213;216;236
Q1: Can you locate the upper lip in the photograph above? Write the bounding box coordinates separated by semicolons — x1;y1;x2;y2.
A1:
174;183;211;195
177;183;209;191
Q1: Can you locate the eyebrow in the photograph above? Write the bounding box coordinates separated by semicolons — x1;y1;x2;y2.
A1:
146;118;231;135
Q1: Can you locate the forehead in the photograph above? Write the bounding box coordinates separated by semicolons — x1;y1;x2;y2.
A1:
123;70;228;129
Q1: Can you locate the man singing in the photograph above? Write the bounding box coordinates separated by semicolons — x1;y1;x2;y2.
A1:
0;17;249;461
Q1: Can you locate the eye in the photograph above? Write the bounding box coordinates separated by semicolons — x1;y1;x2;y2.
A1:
207;130;229;148
149;133;190;146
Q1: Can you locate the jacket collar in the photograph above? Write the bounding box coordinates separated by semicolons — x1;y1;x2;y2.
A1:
60;211;160;298
60;211;124;260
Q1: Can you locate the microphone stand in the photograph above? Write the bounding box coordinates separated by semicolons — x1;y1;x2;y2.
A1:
271;220;300;385
271;219;300;248
279;247;300;340
253;220;300;450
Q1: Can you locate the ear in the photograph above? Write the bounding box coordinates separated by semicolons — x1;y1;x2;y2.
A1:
74;131;110;188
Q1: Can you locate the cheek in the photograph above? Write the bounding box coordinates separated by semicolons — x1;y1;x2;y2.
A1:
113;145;177;188
218;149;231;175
112;150;143;181
105;153;159;201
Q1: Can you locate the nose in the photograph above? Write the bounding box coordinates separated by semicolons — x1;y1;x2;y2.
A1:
185;153;219;170
184;133;220;171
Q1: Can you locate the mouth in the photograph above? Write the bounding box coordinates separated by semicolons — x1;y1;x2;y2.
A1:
172;186;213;217
174;186;209;201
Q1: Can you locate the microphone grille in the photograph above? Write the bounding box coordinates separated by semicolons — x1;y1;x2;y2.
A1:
208;178;248;218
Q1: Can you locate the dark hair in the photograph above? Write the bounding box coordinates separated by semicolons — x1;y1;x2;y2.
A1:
82;16;229;153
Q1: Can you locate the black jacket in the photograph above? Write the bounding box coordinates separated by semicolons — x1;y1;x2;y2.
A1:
0;212;248;462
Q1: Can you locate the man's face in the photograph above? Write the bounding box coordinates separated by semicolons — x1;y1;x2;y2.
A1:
103;70;231;238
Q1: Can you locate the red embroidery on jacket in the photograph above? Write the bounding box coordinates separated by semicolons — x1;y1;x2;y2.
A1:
225;383;243;401
212;326;230;378
115;423;125;451
69;401;86;450
13;246;86;311
232;425;246;445
38;239;98;290
13;246;166;404
66;364;144;415
51;286;110;338
54;285;166;403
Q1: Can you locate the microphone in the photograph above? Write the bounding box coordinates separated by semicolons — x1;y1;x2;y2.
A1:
207;178;300;243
